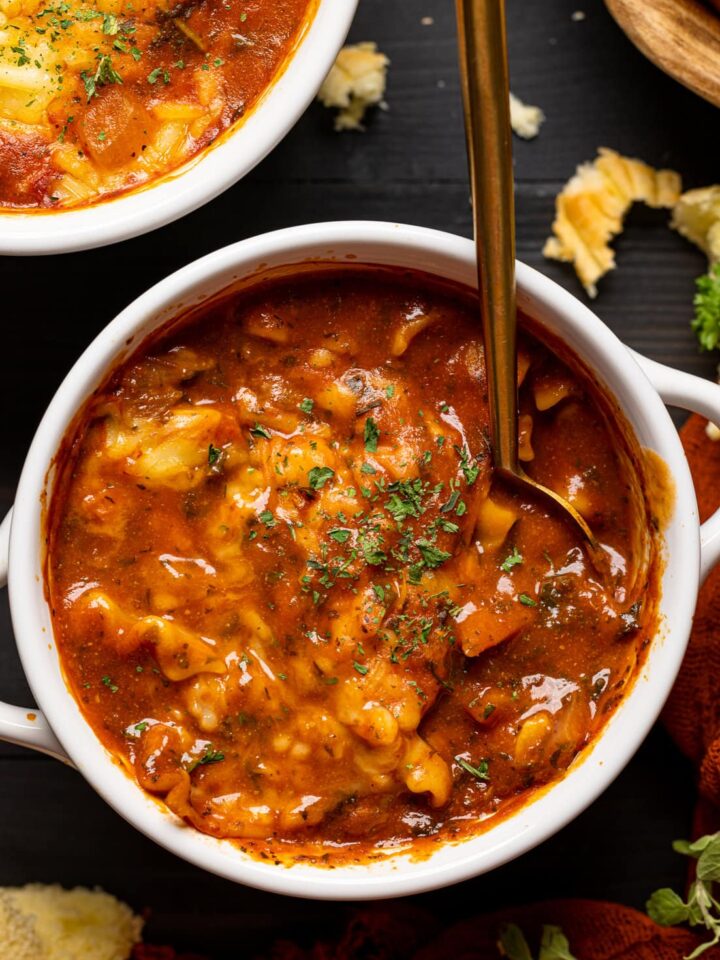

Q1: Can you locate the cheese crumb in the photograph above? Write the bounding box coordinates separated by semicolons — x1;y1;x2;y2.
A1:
671;186;720;265
509;92;545;140
318;42;389;132
0;891;44;960
0;884;143;960
544;148;682;297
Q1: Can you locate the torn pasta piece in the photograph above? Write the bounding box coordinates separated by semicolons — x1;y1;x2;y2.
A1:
543;148;681;297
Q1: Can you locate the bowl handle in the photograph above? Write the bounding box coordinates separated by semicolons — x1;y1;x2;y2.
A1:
632;351;720;583
0;509;69;762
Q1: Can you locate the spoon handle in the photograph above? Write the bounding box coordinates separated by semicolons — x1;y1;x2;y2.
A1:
456;0;518;475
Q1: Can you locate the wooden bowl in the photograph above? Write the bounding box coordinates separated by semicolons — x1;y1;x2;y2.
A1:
605;0;720;108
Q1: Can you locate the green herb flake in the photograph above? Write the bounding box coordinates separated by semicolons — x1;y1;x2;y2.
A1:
102;12;119;33
353;661;369;675
500;546;523;573
364;417;380;453
250;422;272;440
518;593;537;607
416;538;451;569
455;755;489;780
208;443;222;467
308;466;335;490
190;747;225;771
101;675;118;693
329;528;351;544
147;66;170;85
258;509;276;528
298;397;314;414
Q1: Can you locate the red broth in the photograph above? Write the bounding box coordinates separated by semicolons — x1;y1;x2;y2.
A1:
0;0;314;209
46;267;662;862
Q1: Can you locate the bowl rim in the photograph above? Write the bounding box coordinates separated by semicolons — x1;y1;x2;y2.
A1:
8;221;700;899
0;0;358;257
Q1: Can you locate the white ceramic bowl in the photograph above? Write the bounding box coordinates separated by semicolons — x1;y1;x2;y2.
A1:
2;222;720;899
0;2;357;257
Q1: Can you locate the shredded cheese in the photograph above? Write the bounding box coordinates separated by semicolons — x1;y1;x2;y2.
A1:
0;884;143;960
317;42;389;131
509;92;544;139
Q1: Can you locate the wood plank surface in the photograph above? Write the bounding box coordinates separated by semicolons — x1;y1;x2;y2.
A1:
0;0;716;953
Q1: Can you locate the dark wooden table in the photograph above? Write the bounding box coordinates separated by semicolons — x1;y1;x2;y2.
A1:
1;0;717;953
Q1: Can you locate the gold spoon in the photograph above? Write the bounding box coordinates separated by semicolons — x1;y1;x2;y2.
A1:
455;0;598;548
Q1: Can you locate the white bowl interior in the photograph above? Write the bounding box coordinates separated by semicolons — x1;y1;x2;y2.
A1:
8;223;700;899
0;0;357;256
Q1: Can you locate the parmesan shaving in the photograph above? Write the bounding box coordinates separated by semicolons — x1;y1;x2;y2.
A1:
509;92;544;139
317;42;389;131
0;884;143;960
671;186;720;265
543;147;682;297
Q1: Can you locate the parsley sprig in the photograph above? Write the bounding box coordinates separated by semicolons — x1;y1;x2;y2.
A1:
647;831;720;958
692;264;720;352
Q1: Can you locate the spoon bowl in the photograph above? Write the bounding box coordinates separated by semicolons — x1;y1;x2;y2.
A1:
455;0;597;548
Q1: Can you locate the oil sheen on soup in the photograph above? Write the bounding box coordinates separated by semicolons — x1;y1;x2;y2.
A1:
47;267;661;861
0;0;313;209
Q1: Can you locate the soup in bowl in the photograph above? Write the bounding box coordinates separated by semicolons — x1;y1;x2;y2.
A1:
2;222;720;897
0;0;357;254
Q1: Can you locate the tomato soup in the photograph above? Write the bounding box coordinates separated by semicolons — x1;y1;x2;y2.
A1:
46;267;661;862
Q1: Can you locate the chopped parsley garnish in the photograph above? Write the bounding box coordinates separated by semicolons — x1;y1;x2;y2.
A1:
455;755;489;780
101;675;118;693
147;66;170;85
258;509;276;528
81;53;123;101
438;518;459;533
500;546;523;573
250;423;272;440
372;584;385;602
359;532;386;566
454;445;480;485
208;443;222;467
416;539;451;569
134;721;148;733
364;417;379;453
308;466;335;490
360;462;376;475
102;12;118;34
329;528;351;544
189;747;225;771
386;384;395;398
519;593;537;607
353;661;369;675
298;397;314;414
